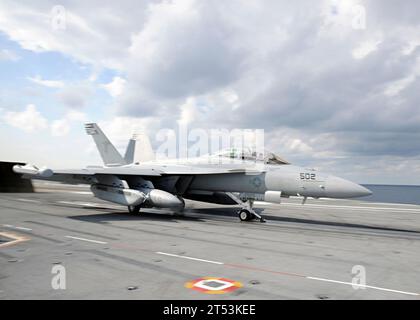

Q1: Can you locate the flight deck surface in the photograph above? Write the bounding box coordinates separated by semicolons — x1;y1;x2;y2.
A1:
1;182;419;300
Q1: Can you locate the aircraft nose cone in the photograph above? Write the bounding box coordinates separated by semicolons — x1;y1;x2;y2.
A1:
325;176;372;198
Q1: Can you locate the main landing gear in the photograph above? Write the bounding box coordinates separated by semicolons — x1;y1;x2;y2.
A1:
128;205;141;214
172;196;186;216
226;192;266;223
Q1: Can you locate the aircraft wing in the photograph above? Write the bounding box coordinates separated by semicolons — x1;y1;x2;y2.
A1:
53;167;163;176
13;163;264;185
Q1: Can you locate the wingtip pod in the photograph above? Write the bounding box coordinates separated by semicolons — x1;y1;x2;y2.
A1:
13;164;53;178
38;167;54;178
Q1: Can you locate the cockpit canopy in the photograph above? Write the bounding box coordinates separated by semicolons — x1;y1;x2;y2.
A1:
212;147;290;165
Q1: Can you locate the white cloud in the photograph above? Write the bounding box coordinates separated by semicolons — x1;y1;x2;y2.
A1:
1;104;86;137
50;111;87;137
27;75;65;88
57;85;92;108
0;48;19;61
51;119;70;137
221;89;240;110
352;40;382;59
384;75;415;97
287;138;313;154
102;76;126;97
2;104;48;132
126;0;245;99
402;40;420;55
177;97;198;126
1;1;420;183
0;0;151;70
97;116;159;153
66;110;87;122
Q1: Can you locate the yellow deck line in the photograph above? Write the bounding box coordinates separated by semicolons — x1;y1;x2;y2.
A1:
0;232;29;248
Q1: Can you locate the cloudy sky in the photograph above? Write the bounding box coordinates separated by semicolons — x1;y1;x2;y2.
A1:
0;0;419;184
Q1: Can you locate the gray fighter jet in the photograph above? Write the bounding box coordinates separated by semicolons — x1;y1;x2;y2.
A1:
13;123;372;222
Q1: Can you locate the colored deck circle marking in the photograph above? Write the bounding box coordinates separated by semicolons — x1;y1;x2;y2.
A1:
185;277;242;294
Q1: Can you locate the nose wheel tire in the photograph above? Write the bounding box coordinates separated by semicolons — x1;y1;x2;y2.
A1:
239;209;252;221
227;192;267;223
128;205;141;214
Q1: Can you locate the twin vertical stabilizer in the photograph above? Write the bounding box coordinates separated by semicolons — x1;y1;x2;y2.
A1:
124;133;155;164
85;123;154;166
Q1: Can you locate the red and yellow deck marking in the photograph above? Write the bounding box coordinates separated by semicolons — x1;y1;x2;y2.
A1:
0;232;29;248
185;277;242;294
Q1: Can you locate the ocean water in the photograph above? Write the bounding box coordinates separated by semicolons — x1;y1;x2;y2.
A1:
361;184;420;205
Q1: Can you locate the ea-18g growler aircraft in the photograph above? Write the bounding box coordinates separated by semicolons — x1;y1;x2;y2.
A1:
13;123;372;222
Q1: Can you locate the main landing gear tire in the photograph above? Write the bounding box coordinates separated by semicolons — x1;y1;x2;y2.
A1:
238;209;252;221
128;205;141;214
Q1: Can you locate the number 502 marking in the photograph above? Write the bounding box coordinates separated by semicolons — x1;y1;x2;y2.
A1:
300;173;316;180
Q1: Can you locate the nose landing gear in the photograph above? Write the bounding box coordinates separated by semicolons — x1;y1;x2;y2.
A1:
239;209;251;221
226;192;266;223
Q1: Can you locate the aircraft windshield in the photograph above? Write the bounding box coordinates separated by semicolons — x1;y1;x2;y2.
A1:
213;147;290;165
